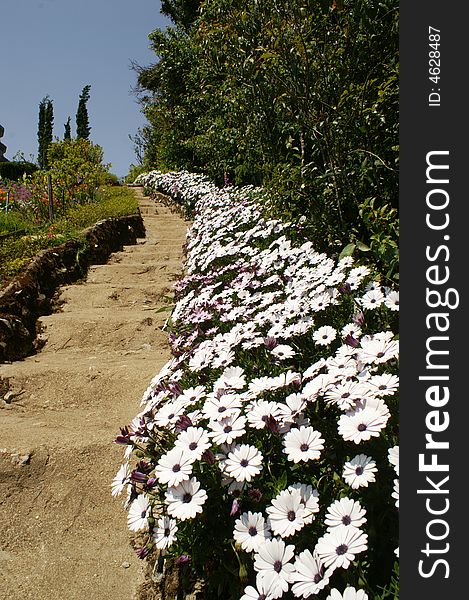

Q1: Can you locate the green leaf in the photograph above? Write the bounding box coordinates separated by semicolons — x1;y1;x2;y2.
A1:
356;241;371;252
339;243;356;259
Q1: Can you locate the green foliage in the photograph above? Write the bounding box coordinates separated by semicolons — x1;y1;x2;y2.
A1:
45;138;110;204
64;116;72;141
76;85;92;140
0;185;138;285
0;161;38;181
125;163;148;183
136;0;399;280
37;96;54;170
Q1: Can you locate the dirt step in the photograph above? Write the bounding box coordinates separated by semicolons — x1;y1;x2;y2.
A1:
0;187;188;600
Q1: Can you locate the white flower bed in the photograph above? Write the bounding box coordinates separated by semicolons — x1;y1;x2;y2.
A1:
115;171;399;599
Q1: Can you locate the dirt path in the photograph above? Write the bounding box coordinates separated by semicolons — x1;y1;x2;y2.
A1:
0;188;187;600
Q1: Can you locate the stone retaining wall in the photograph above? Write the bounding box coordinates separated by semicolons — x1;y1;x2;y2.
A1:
0;213;145;362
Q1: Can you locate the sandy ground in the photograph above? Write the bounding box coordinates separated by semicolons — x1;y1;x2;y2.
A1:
0;188;188;600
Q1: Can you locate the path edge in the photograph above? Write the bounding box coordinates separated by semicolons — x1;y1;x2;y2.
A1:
0;210;145;363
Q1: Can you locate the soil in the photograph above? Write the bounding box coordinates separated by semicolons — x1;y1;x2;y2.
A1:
0;188;188;600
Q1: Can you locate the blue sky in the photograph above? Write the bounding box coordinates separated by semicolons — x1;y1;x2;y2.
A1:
0;0;170;177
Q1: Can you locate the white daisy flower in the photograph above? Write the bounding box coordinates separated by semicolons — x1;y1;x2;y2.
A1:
177;385;206;407
315;524;368;570
324;381;368;410
338;398;390;443
384;290;399;311
165;476;208;521
271;344;296;360
174;426;211;461
277;393;307;424
367;374;399;397
240;573;279;600
253;538;296;596
342;454;377;489
111;463;130;497
266;488;306;538
392;478;399;508
283;426;325;463
153;516;178;549
154;447;194;487
324;498;367;529
303;358;327;380
327;587;369;600
313;325;337;346
247;400;282;430
215;366;246;390
209;411;247;445
360;288;385;310
388;445;399;475
234;511;272;552
203;394;243;421
358;333;399;365
127;493;150;532
225;444;263;482
153;400;186;429
288;483;320;524
291;549;332;598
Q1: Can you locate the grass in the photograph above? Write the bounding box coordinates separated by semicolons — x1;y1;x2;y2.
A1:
0;185;139;287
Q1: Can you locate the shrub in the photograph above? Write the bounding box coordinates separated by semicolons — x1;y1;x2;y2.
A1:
114;171;399;600
0;161;38;181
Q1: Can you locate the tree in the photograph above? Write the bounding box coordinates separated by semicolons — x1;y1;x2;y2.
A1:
37;95;54;170
64;116;72;140
76;85;91;139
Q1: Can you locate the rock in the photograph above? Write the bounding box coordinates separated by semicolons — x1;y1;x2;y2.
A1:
121;561;131;569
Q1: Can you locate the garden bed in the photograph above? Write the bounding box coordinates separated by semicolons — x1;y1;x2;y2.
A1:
0;212;145;363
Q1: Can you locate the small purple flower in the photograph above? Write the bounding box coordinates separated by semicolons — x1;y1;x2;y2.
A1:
248;488;263;503
230;498;241;516
175;415;193;432
339;282;352;295
136;546;150;559
201;449;216;465
131;471;148;484
114;426;133;445
264;415;280;433
264;336;278;350
176;555;192;565
353;310;365;327
344;333;360;348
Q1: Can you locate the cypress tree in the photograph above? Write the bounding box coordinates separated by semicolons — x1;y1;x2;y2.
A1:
64;116;71;140
76;85;91;139
37;96;54;169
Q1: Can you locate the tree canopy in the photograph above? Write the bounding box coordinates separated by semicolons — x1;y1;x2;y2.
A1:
134;0;398;280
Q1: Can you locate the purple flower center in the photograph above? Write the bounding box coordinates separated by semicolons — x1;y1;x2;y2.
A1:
182;493;192;503
357;423;367;432
258;595;266;600
248;526;257;536
164;528;170;537
218;406;227;412
314;573;322;583
273;560;283;573
189;442;197;451
300;443;309;452
342;515;352;525
141;510;147;519
224;425;233;433
336;544;348;555
172;464;181;472
355;466;364;475
168;413;175;420
240;459;249;468
287;510;296;522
